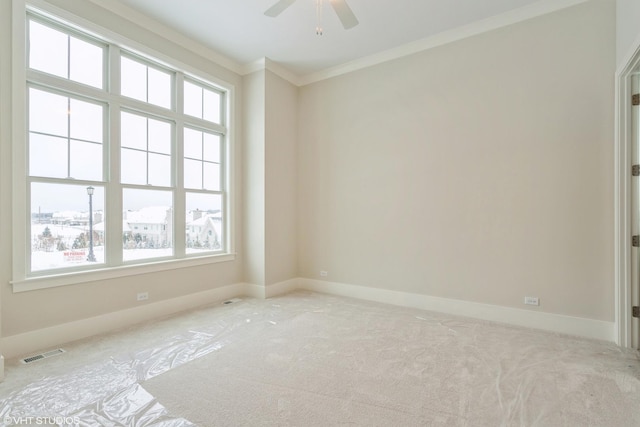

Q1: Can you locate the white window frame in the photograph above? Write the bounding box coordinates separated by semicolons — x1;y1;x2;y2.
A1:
11;0;236;292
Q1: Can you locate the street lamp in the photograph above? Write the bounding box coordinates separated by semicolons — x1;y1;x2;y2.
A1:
86;186;96;262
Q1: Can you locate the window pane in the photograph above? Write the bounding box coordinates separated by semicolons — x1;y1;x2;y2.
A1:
29;133;67;178
121;111;147;150
184;81;221;124
29;20;68;79
184;129;221;190
70;98;103;143
29;88;68;137
184;128;202;160
184;159;202;189
31;183;105;272
203;133;220;163
123;188;173;261
186;192;222;254
203;88;221;124
121;56;172;109
121;148;147;185
121;56;147;102
121;112;173;186
69;37;103;88
183;81;202;118
203;162;220;191
148;119;171;154
148;153;171;187
70;140;102;181
148;67;171;109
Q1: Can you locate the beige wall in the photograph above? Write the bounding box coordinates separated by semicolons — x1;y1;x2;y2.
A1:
243;70;298;287
242;71;267;286
1;0;245;338
617;0;640;67
0;0;12;356
265;71;298;286
298;0;616;321
0;0;619;352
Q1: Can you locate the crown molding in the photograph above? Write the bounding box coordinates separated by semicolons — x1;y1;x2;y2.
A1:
298;0;589;86
87;0;243;75
241;58;302;87
87;0;588;87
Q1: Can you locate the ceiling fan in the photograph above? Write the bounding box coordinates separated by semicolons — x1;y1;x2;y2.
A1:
265;0;359;34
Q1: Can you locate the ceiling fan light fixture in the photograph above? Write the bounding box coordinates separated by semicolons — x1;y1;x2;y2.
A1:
264;0;358;35
316;0;323;35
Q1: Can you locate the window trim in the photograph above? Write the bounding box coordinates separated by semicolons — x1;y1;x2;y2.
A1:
11;0;236;292
27;13;109;91
12;254;237;293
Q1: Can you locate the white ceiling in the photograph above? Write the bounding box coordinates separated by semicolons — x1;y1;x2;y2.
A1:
92;0;582;81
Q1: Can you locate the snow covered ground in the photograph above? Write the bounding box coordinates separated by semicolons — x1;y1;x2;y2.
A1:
31;223;215;271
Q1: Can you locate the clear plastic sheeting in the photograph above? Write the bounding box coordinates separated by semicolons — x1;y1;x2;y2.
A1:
0;291;639;426
68;384;195;427
0;297;279;426
111;331;229;382
0;363;136;423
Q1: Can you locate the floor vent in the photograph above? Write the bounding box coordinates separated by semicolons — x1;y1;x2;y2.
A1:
22;348;66;364
223;298;242;305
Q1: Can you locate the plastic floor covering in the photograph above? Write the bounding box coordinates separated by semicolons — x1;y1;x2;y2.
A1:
0;291;639;426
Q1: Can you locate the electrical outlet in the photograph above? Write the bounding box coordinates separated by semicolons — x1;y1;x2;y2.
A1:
137;292;149;301
320;270;328;277
524;296;539;306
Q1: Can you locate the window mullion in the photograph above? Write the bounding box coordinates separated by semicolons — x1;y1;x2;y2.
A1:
66;33;71;80
27;70;109;101
146;117;150;185
173;72;185;257
220;134;226;197
118;96;181;122
106;45;123;266
66;97;71;178
183;117;226;135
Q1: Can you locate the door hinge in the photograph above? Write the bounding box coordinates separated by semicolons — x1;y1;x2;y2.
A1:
634;94;640;106
633;235;640;247
633;306;640;318
633;165;640;176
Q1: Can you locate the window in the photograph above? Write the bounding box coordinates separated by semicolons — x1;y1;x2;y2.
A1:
29;19;104;88
121;55;172;109
186;192;223;254
184;79;222;124
184;127;222;191
22;12;231;281
121;111;172;187
29;87;104;181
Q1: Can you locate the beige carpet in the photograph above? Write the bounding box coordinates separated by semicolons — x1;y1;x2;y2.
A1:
143;292;640;426
1;291;640;426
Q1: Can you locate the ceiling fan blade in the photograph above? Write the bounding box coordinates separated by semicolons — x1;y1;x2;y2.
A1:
264;0;297;17
329;0;359;29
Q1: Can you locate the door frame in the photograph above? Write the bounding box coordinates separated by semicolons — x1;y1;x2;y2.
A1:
615;40;640;348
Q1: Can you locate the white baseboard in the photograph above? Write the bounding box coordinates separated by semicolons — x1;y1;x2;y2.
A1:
1;282;251;359
244;278;301;299
297;278;615;342
243;282;267;299
1;277;616;359
265;278;300;298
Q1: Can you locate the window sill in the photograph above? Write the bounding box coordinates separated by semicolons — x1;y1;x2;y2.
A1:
11;253;236;293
